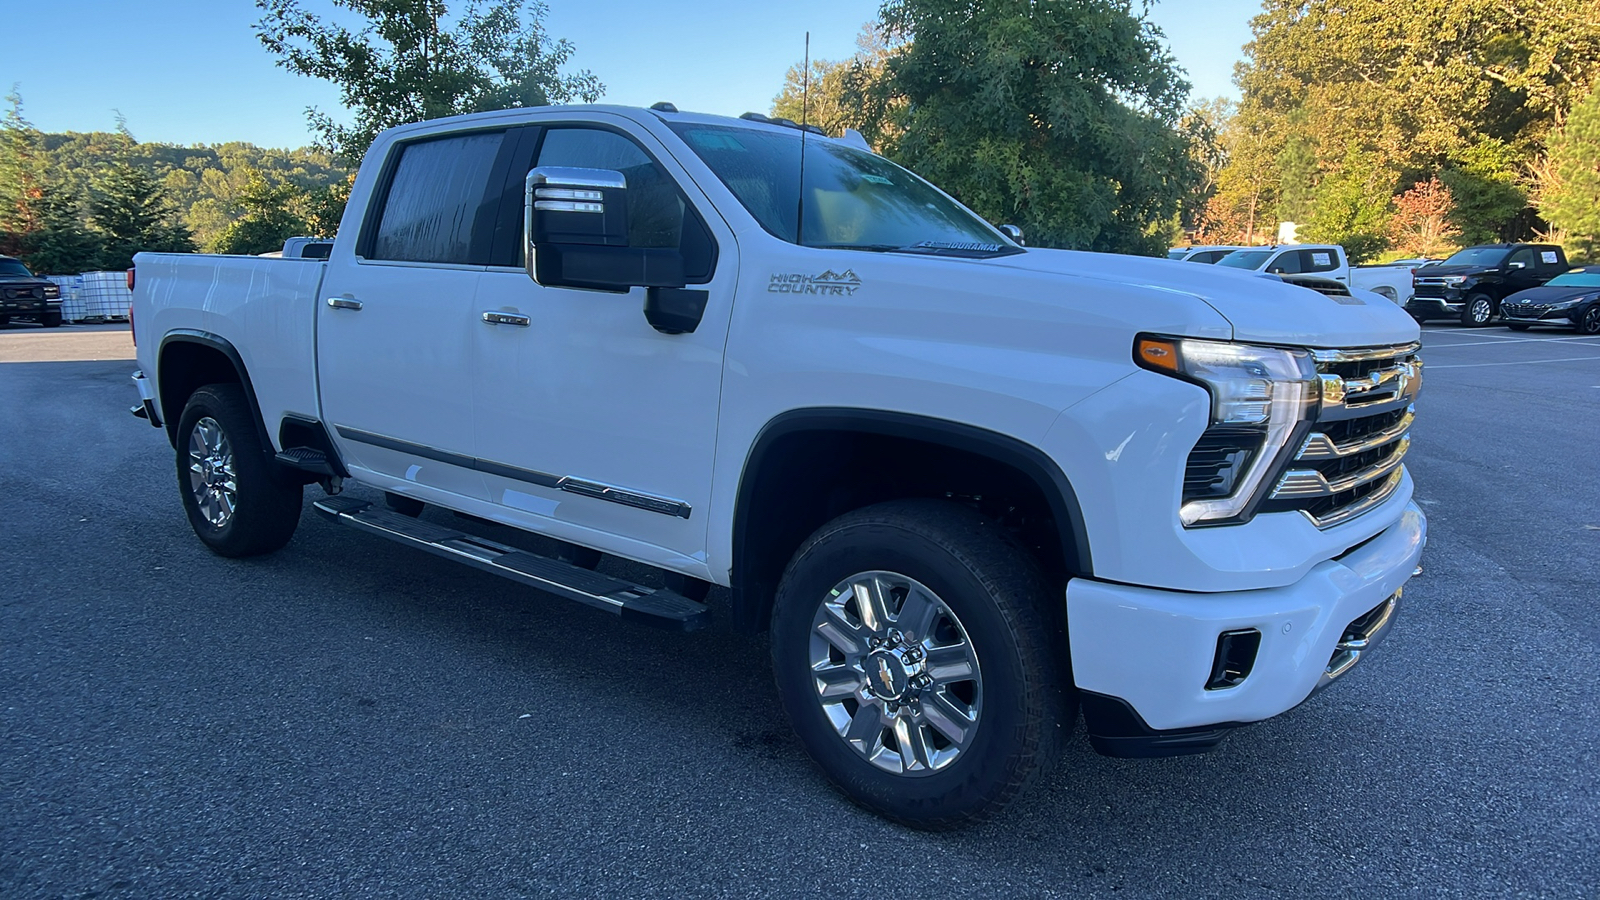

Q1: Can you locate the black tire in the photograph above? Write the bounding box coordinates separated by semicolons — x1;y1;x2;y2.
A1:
384;492;425;517
1580;306;1600;336
39;310;62;328
175;383;303;558
771;499;1069;829
1506;323;1531;332
1461;293;1495;326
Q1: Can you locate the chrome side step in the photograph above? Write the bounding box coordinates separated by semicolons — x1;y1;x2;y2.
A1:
312;497;709;631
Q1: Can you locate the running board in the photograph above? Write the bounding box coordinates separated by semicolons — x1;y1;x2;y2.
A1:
313;497;709;631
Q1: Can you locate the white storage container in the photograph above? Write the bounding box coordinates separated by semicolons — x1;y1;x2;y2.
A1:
79;271;132;321
46;275;87;322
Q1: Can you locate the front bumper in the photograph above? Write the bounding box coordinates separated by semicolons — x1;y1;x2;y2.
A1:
1502;306;1580;325
1405;296;1461;319
1068;501;1425;754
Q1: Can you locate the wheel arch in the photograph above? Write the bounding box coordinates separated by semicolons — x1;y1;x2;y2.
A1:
157;330;272;456
729;408;1093;633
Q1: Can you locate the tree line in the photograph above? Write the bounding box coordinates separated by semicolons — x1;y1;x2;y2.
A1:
0;92;348;273
776;0;1600;262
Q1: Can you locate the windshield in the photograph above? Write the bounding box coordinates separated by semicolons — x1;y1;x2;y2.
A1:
0;259;33;277
1216;250;1272;269
667;123;1018;257
1441;247;1510;267
1547;270;1600;288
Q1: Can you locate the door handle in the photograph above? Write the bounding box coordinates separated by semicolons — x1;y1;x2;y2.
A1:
326;297;363;311
481;311;531;327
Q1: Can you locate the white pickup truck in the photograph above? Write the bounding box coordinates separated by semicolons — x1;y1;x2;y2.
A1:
129;104;1425;828
1216;244;1416;303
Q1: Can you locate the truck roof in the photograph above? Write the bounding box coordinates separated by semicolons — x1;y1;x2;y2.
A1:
371;103;871;151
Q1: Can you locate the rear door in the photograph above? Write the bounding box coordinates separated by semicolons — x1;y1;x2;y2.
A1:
317;127;512;502
469;119;736;569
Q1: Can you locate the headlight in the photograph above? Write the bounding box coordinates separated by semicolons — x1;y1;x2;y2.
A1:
1438;276;1469;285
43;285;60;299
1136;337;1317;526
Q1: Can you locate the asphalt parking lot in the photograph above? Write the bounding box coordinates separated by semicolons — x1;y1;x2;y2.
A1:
2;320;1597;897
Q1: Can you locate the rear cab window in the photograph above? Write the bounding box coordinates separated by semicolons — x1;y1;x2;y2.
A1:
364;130;509;265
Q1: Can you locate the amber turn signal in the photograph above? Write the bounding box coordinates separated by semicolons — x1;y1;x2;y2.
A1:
1136;337;1180;372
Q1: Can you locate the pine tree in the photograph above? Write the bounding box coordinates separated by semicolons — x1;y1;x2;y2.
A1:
1541;85;1600;261
90;158;196;270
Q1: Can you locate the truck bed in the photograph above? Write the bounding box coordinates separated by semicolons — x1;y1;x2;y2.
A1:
134;253;326;444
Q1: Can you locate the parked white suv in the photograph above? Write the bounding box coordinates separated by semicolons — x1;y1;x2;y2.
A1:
129;105;1425;828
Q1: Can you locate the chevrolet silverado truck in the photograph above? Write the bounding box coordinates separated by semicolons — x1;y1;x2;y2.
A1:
1408;243;1569;326
129;105;1426;828
1216;244;1416;304
0;256;63;327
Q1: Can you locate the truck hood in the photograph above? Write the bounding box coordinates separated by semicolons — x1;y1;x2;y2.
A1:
983;249;1420;349
1412;264;1493;279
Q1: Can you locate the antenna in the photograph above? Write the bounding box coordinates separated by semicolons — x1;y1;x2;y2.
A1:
796;31;810;247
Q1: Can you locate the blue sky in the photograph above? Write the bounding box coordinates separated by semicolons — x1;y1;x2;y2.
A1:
1;0;1261;149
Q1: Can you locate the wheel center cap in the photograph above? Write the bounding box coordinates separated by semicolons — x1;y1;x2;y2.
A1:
865;649;912;701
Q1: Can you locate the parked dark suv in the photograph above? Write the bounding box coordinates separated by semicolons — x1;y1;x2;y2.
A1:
0;256;63;328
1407;243;1568;326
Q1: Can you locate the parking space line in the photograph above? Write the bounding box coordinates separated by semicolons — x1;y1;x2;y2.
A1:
1420;329;1527;341
1422;335;1600;349
1428;355;1600;369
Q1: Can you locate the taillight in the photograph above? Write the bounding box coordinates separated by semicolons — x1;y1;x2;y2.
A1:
126;267;136;291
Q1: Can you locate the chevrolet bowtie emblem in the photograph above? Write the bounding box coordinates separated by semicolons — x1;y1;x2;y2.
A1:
876;657;895;693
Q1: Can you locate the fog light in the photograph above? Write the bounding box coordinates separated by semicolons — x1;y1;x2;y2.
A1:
1205;629;1261;690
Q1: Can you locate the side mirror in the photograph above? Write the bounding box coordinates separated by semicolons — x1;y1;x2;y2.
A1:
999;224;1025;246
525;166;686;292
1508;260;1526;270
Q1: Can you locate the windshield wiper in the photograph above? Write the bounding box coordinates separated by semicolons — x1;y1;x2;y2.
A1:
804;242;1019;258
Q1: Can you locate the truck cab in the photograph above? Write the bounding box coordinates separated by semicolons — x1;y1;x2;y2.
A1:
1408;243;1569;326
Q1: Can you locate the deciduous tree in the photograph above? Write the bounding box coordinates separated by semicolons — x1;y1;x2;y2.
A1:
256;0;602;164
1390;177;1460;258
874;0;1198;254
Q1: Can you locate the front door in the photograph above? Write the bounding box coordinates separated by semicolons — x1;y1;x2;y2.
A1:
471;120;735;572
317;128;511;503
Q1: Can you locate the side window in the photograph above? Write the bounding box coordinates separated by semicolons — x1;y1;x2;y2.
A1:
370;131;505;264
1300;249;1338;273
1534;248;1563;271
1507;248;1535;270
532;127;715;282
1268;251;1302;274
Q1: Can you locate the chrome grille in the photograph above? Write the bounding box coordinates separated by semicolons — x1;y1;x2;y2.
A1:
1264;343;1421;528
1411;279;1449;299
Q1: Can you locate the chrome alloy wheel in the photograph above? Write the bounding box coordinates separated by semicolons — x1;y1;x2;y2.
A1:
808;571;982;776
187;416;238;528
1468;297;1493;324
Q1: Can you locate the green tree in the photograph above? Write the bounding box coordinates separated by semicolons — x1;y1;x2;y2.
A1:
1541;84;1600;260
772;25;901;150
21;184;103;274
211;170;311;255
256;0;603;164
1215;0;1600;247
874;0;1198;254
1438;140;1530;245
0;88;46;258
1302;146;1395;262
90;136;197;270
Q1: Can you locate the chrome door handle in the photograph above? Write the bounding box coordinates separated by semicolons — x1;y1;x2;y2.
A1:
326;297;363;311
481;311;531;327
